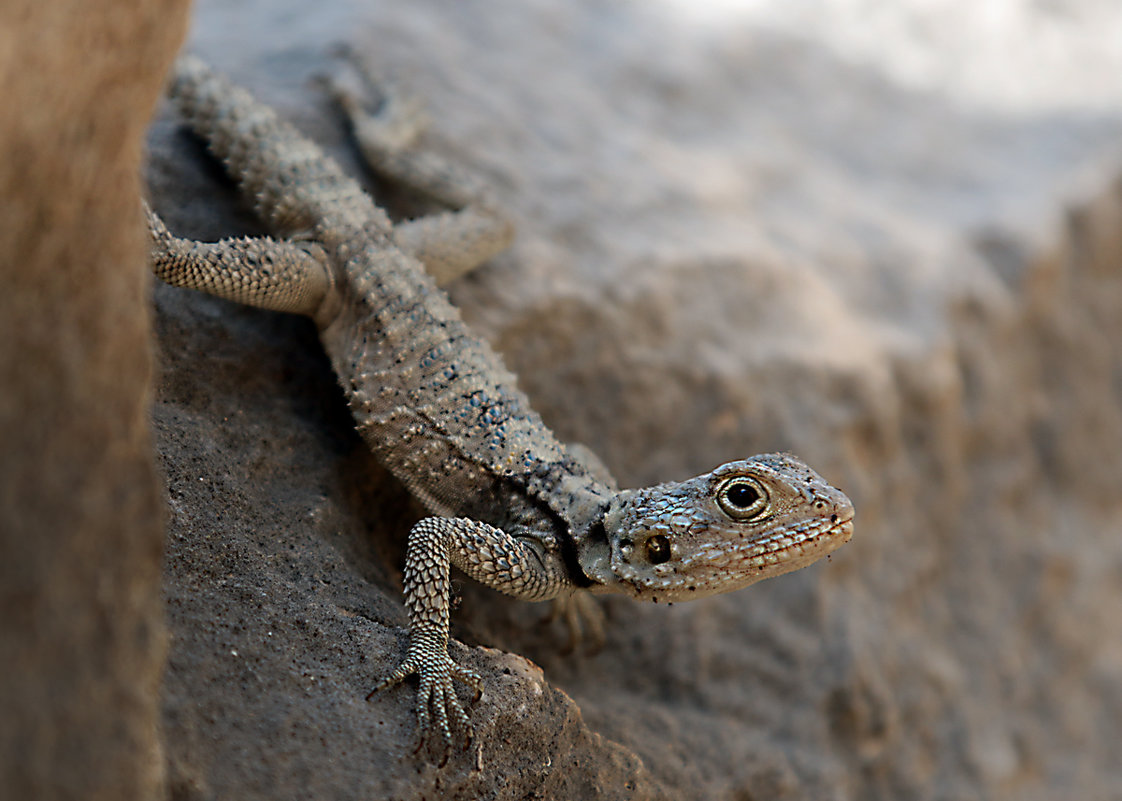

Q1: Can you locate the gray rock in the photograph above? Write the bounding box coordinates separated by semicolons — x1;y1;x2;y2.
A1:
149;1;1122;798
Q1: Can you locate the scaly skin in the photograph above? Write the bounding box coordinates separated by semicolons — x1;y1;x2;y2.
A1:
148;56;855;761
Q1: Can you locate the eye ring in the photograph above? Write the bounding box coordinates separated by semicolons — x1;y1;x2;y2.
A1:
716;476;769;521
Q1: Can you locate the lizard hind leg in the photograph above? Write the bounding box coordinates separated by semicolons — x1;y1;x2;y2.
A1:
146;203;338;323
546;592;607;655
323;47;514;286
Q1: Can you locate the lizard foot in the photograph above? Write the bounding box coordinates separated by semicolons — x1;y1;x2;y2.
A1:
545;592;606;655
321;46;514;286
367;630;484;764
324;43;429;156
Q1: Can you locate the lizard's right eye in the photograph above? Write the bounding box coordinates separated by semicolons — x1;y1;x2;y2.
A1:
716;476;769;521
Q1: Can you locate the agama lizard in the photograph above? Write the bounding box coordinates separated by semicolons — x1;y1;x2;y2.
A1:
147;55;855;758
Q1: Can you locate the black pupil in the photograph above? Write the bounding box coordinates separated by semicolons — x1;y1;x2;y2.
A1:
647;535;671;564
726;482;759;509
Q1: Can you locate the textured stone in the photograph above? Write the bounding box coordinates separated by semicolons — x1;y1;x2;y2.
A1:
149;1;1122;798
0;1;188;799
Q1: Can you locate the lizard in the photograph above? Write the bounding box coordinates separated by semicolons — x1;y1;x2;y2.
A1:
146;54;855;759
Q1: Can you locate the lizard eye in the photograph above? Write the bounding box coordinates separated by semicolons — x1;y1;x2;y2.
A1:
716;476;769;521
646;534;672;564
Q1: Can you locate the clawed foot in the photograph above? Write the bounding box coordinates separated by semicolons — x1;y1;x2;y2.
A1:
320;44;514;285
323;43;429;160
367;630;484;765
546;592;606;655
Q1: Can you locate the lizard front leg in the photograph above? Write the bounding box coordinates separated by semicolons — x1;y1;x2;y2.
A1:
369;517;572;760
145;204;340;323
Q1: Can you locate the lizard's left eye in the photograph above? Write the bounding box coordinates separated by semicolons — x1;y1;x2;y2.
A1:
716;476;769;521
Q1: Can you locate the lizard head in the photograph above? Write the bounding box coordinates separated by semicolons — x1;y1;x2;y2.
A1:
583;453;854;602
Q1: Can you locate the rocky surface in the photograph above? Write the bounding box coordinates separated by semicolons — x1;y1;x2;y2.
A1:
147;1;1122;798
1;1;188;799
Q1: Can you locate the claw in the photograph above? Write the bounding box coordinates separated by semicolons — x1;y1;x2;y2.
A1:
367;632;481;763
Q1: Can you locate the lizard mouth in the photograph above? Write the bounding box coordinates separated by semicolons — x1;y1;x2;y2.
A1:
613;508;855;602
707;508;854;572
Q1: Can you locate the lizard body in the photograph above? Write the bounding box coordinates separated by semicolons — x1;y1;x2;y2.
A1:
148;56;854;758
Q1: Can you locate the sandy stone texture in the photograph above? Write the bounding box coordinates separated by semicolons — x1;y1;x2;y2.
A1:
0;1;188;799
146;1;1122;798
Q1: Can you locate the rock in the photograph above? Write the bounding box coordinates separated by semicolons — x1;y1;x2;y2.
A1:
0;1;188;799
148;1;1122;798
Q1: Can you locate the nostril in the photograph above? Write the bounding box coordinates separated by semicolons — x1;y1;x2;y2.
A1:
831;514;838;524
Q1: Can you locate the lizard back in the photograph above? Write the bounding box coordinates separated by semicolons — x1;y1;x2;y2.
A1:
168;57;615;542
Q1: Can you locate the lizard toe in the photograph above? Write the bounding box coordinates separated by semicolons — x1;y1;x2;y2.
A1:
416;664;473;762
365;653;420;701
449;661;484;699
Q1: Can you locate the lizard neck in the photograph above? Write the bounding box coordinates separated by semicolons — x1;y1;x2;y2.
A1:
572;489;632;592
524;464;619;592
